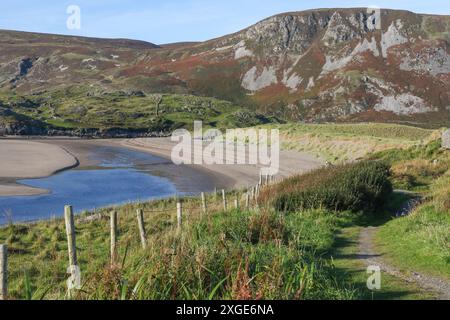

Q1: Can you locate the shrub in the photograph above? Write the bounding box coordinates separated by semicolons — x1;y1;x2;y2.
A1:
271;161;392;213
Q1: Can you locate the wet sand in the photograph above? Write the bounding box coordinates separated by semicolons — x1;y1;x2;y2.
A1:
0;137;324;196
122;137;323;189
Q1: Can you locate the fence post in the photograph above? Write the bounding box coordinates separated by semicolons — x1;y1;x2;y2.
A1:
64;205;79;298
0;244;7;300
110;211;118;265
201;192;207;215
246;192;250;210
177;201;183;232
136;209;147;249
222;190;227;211
234;196;239;210
255;185;260;208
64;205;78;267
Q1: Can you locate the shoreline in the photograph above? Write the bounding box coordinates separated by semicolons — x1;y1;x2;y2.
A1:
0;138;80;196
0;136;324;197
122;137;324;189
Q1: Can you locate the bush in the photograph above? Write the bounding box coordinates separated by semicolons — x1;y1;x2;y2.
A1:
272;161;392;213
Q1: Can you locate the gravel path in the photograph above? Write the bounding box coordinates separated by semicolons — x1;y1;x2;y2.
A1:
358;196;450;300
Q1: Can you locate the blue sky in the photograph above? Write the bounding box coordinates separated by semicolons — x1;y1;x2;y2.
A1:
0;0;448;44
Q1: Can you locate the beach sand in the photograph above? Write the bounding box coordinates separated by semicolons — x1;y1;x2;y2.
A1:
0;137;324;196
122;137;323;189
0;139;78;196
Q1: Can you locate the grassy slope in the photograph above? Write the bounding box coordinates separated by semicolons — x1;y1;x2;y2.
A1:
370;138;450;282
374;176;450;281
255;123;436;163
0;195;357;300
375;204;450;282
0;88;274;133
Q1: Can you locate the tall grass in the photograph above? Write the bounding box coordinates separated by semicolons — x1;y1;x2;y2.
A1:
370;138;450;191
267;161;392;214
257;123;436;163
0;194;356;300
78;209;355;300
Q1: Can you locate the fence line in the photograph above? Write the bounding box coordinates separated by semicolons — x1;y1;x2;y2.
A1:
4;173;279;299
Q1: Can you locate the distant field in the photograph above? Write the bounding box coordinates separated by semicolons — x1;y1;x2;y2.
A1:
257;123;438;163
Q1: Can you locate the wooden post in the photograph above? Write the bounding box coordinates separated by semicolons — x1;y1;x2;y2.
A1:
234;196;239;210
177;201;183;231
64;205;78;268
136;209;147;249
201;192;207;215
255;185;260;208
110;211;118;265
246;192;250;210
222;190;227;211
0;244;7;300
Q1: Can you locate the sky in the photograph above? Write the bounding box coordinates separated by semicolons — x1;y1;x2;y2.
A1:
0;0;449;44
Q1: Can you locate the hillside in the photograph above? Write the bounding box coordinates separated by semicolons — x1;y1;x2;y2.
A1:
0;8;449;132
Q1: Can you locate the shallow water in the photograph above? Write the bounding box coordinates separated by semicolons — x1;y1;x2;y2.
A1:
0;146;181;224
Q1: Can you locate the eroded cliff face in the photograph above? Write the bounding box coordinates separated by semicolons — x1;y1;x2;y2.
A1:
0;8;449;126
212;9;450;123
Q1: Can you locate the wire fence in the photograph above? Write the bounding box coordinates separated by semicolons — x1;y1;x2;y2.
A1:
0;174;278;300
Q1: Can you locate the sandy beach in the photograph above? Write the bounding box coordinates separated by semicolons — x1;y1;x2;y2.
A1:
0;137;323;196
0;139;78;196
122;137;323;189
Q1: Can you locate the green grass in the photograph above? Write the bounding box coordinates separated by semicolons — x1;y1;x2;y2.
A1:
374;172;450;281
269;161;392;214
375;205;450;282
0;88;275;133
370;138;449;191
331;226;437;300
370;141;450;283
254;123;436;163
328;192;440;300
0;195;358;300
